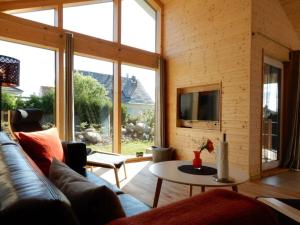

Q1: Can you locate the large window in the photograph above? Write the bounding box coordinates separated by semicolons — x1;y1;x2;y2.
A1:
121;64;155;155
1;0;161;156
0;40;56;131
12;9;55;26
122;0;156;52
73;55;114;153
63;2;113;41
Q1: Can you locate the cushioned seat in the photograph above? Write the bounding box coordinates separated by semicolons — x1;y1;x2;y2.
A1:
0;132;16;144
83;170;123;194
118;194;150;217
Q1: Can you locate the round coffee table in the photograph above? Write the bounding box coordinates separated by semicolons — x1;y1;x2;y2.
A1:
149;160;249;208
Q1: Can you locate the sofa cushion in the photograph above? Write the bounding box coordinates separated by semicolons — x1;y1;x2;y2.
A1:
49;159;125;225
84;171;123;194
15;128;64;176
117;194;150;217
0;132;16;144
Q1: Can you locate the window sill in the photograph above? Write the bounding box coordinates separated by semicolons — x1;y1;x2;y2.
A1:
125;154;152;163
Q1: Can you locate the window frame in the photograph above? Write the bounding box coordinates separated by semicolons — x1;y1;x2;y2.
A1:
0;0;163;154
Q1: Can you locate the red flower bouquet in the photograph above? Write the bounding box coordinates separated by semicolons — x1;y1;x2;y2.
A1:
198;139;214;153
192;139;214;168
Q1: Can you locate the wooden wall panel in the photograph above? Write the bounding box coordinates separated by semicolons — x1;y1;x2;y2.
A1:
279;0;300;41
163;0;252;173
250;0;300;177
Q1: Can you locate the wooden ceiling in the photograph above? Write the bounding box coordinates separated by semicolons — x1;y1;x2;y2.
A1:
279;0;300;39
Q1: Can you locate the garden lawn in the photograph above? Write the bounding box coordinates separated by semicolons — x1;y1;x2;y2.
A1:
87;140;153;155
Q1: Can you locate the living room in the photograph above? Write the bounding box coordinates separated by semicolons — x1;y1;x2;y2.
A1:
0;0;299;225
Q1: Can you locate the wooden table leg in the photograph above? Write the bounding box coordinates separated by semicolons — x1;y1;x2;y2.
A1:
113;167;120;188
123;163;127;179
201;186;205;193
232;185;238;192
189;185;193;197
153;178;163;208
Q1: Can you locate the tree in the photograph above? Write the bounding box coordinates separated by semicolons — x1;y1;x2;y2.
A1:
74;72;112;125
139;108;155;128
3;72;124;130
40;89;54;114
1;93;16;110
15;97;26;109
121;104;129;125
23;94;43;110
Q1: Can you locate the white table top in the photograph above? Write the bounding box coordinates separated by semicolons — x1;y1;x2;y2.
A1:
149;160;249;187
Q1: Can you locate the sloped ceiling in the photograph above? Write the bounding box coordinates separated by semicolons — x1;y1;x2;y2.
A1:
279;0;300;39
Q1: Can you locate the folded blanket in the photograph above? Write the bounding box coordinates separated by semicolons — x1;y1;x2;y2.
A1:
107;189;279;225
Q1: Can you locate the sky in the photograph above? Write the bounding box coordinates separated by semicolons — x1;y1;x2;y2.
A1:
0;0;156;100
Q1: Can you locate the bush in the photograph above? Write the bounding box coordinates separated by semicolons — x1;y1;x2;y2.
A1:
139;109;155;128
74;72;112;126
40;89;54;114
2;72;132;132
1;93;16;110
121;104;129;125
126;109;155;128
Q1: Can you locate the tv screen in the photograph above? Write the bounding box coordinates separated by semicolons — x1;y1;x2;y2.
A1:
198;91;219;121
179;93;193;120
179;90;219;121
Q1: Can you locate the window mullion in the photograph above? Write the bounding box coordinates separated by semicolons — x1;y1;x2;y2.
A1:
112;0;122;154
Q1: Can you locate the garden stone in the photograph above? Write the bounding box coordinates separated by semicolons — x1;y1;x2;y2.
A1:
126;123;135;133
144;124;151;133
135;122;147;134
76;134;85;142
84;131;102;144
85;127;97;132
143;133;149;140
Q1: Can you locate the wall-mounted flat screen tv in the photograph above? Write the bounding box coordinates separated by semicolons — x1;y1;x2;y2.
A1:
179;90;220;121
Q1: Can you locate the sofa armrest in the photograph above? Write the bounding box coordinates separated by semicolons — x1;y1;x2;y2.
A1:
61;141;87;172
258;197;300;223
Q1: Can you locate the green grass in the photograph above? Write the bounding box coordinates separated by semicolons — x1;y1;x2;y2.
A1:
87;140;153;155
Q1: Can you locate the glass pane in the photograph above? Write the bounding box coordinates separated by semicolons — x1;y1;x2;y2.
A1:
73;55;113;153
0;39;56;132
122;0;156;52
64;2;113;41
121;64;155;155
262;64;281;164
12;9;55;26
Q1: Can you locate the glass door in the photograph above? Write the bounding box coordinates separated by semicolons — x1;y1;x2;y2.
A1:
262;56;282;170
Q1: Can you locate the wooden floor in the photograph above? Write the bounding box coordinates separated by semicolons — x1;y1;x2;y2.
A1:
92;161;300;208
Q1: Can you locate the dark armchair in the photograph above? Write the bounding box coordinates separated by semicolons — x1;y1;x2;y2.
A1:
8;108;87;173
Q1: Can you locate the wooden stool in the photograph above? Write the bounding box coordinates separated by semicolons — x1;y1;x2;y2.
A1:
87;152;127;188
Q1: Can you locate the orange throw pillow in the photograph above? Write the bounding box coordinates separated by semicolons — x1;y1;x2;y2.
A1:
16;128;64;176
